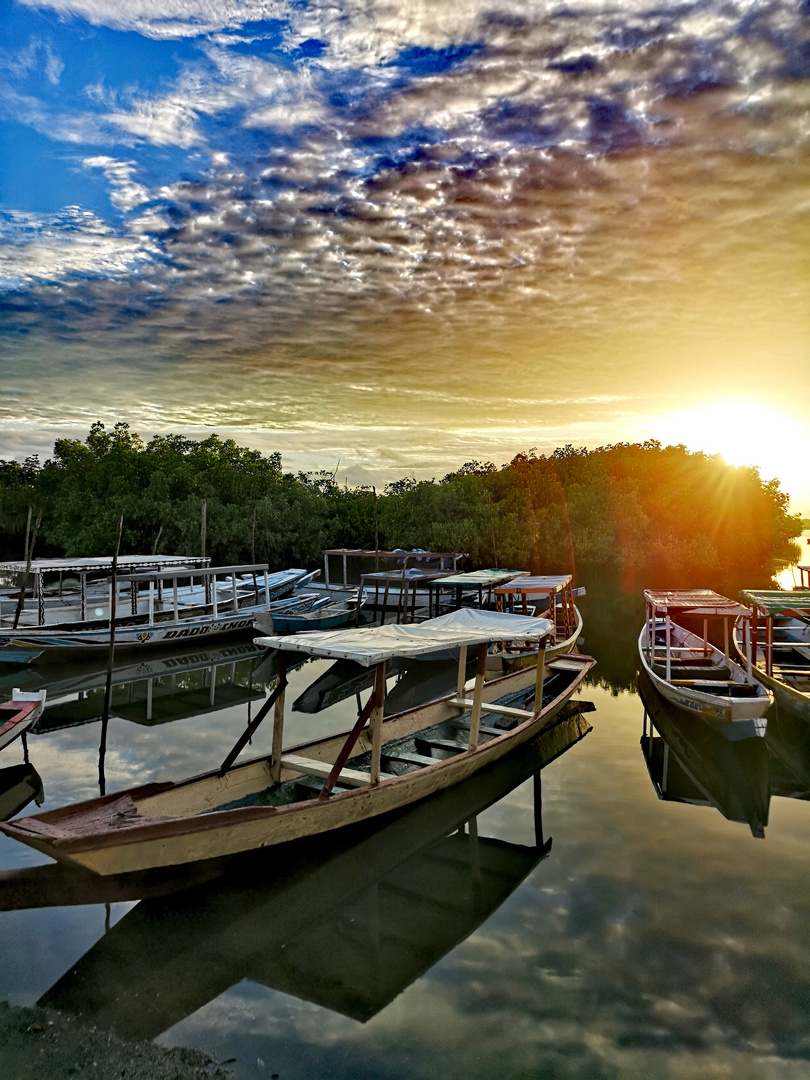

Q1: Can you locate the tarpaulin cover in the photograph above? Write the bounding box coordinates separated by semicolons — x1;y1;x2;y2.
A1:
255;607;553;666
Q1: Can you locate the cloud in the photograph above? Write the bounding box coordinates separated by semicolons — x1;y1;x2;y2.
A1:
0;208;159;288
82;156;150;210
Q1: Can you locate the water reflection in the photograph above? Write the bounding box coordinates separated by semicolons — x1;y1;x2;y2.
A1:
6;642;276;731
0;762;44;821
638;668;810;840
0;710;592;1039
638;671;770;838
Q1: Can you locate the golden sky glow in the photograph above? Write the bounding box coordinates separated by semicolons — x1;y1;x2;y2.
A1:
1;2;808;511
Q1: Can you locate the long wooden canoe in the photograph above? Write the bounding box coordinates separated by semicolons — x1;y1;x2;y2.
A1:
0;609;594;875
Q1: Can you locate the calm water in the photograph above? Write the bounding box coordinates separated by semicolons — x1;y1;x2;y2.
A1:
1;575;810;1080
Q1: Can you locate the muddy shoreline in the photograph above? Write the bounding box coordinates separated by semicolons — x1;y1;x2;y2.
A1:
0;1000;231;1079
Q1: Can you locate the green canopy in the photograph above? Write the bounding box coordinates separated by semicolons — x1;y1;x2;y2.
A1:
739;590;810;615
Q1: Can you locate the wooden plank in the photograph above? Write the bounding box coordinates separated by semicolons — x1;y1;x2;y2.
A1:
415;736;472;755
449;719;506;739
380;750;437;769
448;697;533;720
280;754;371;788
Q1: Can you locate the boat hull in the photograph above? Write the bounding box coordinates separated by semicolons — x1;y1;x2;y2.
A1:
1;657;593;875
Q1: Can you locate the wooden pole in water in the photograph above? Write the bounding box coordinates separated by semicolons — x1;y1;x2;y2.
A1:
200;499;207;559
373;487;379;570
12;506;38;630
99;514;124;797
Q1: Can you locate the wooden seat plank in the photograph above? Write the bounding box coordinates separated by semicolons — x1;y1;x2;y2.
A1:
279;753;371;787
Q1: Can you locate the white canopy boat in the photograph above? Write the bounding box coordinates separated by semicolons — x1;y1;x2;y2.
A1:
0;565;313;665
0;609;594;875
638;590;772;738
735;590;810;723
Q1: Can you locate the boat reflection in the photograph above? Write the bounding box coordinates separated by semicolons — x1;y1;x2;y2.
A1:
638;671;771;838
0;642;278;732
3;705;593;1037
293;654;478;717
0;761;44;821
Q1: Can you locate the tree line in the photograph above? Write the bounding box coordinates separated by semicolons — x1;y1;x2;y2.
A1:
0;422;800;590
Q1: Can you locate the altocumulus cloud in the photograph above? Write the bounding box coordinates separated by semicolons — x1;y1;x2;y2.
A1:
1;1;808;388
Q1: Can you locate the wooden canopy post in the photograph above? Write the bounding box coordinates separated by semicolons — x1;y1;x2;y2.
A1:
723;617;730;663
172;577;179;622
534;637;547;711
744;611;753;675
368;661;387;784
456;645;468;700
467;643;488;750
270;652;288;783
665;613;672;682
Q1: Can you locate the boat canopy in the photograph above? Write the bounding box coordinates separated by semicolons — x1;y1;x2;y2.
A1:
117;563;274;583
255;607;553;666
0;556;209;576
430;569;525;588
739;589;810;615
495;575;573;595
643;589;750;619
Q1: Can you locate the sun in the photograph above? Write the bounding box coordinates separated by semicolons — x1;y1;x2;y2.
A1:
656;399;810;508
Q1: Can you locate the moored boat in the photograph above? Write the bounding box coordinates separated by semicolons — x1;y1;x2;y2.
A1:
639;590;772;738
0;608;594;875
488;574;584;673
735;590;810;723
0;565;313;665
255;591;367;634
0;689;46;751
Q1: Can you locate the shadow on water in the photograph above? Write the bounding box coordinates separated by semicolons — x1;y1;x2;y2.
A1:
0;708;594;1040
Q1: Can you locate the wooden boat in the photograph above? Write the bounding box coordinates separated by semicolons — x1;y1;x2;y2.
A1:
0;556;211;627
638;670;770;837
488;574;584;673
639;590;772;737
255;591;367;634
0;689;46;751
0;609;594;875
0;565;313;665
735;590;810;723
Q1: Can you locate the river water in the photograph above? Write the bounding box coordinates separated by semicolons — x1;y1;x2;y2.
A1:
1;566;809;1080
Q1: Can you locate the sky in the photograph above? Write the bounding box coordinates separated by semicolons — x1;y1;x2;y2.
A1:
1;0;809;510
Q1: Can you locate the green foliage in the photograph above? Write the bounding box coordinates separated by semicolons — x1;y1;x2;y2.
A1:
0;425;800;585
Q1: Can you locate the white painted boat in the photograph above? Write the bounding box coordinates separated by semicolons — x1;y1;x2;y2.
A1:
735;589;810;723
638;590;772;738
0;609;594;875
0;689;46;751
0;566;313;665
